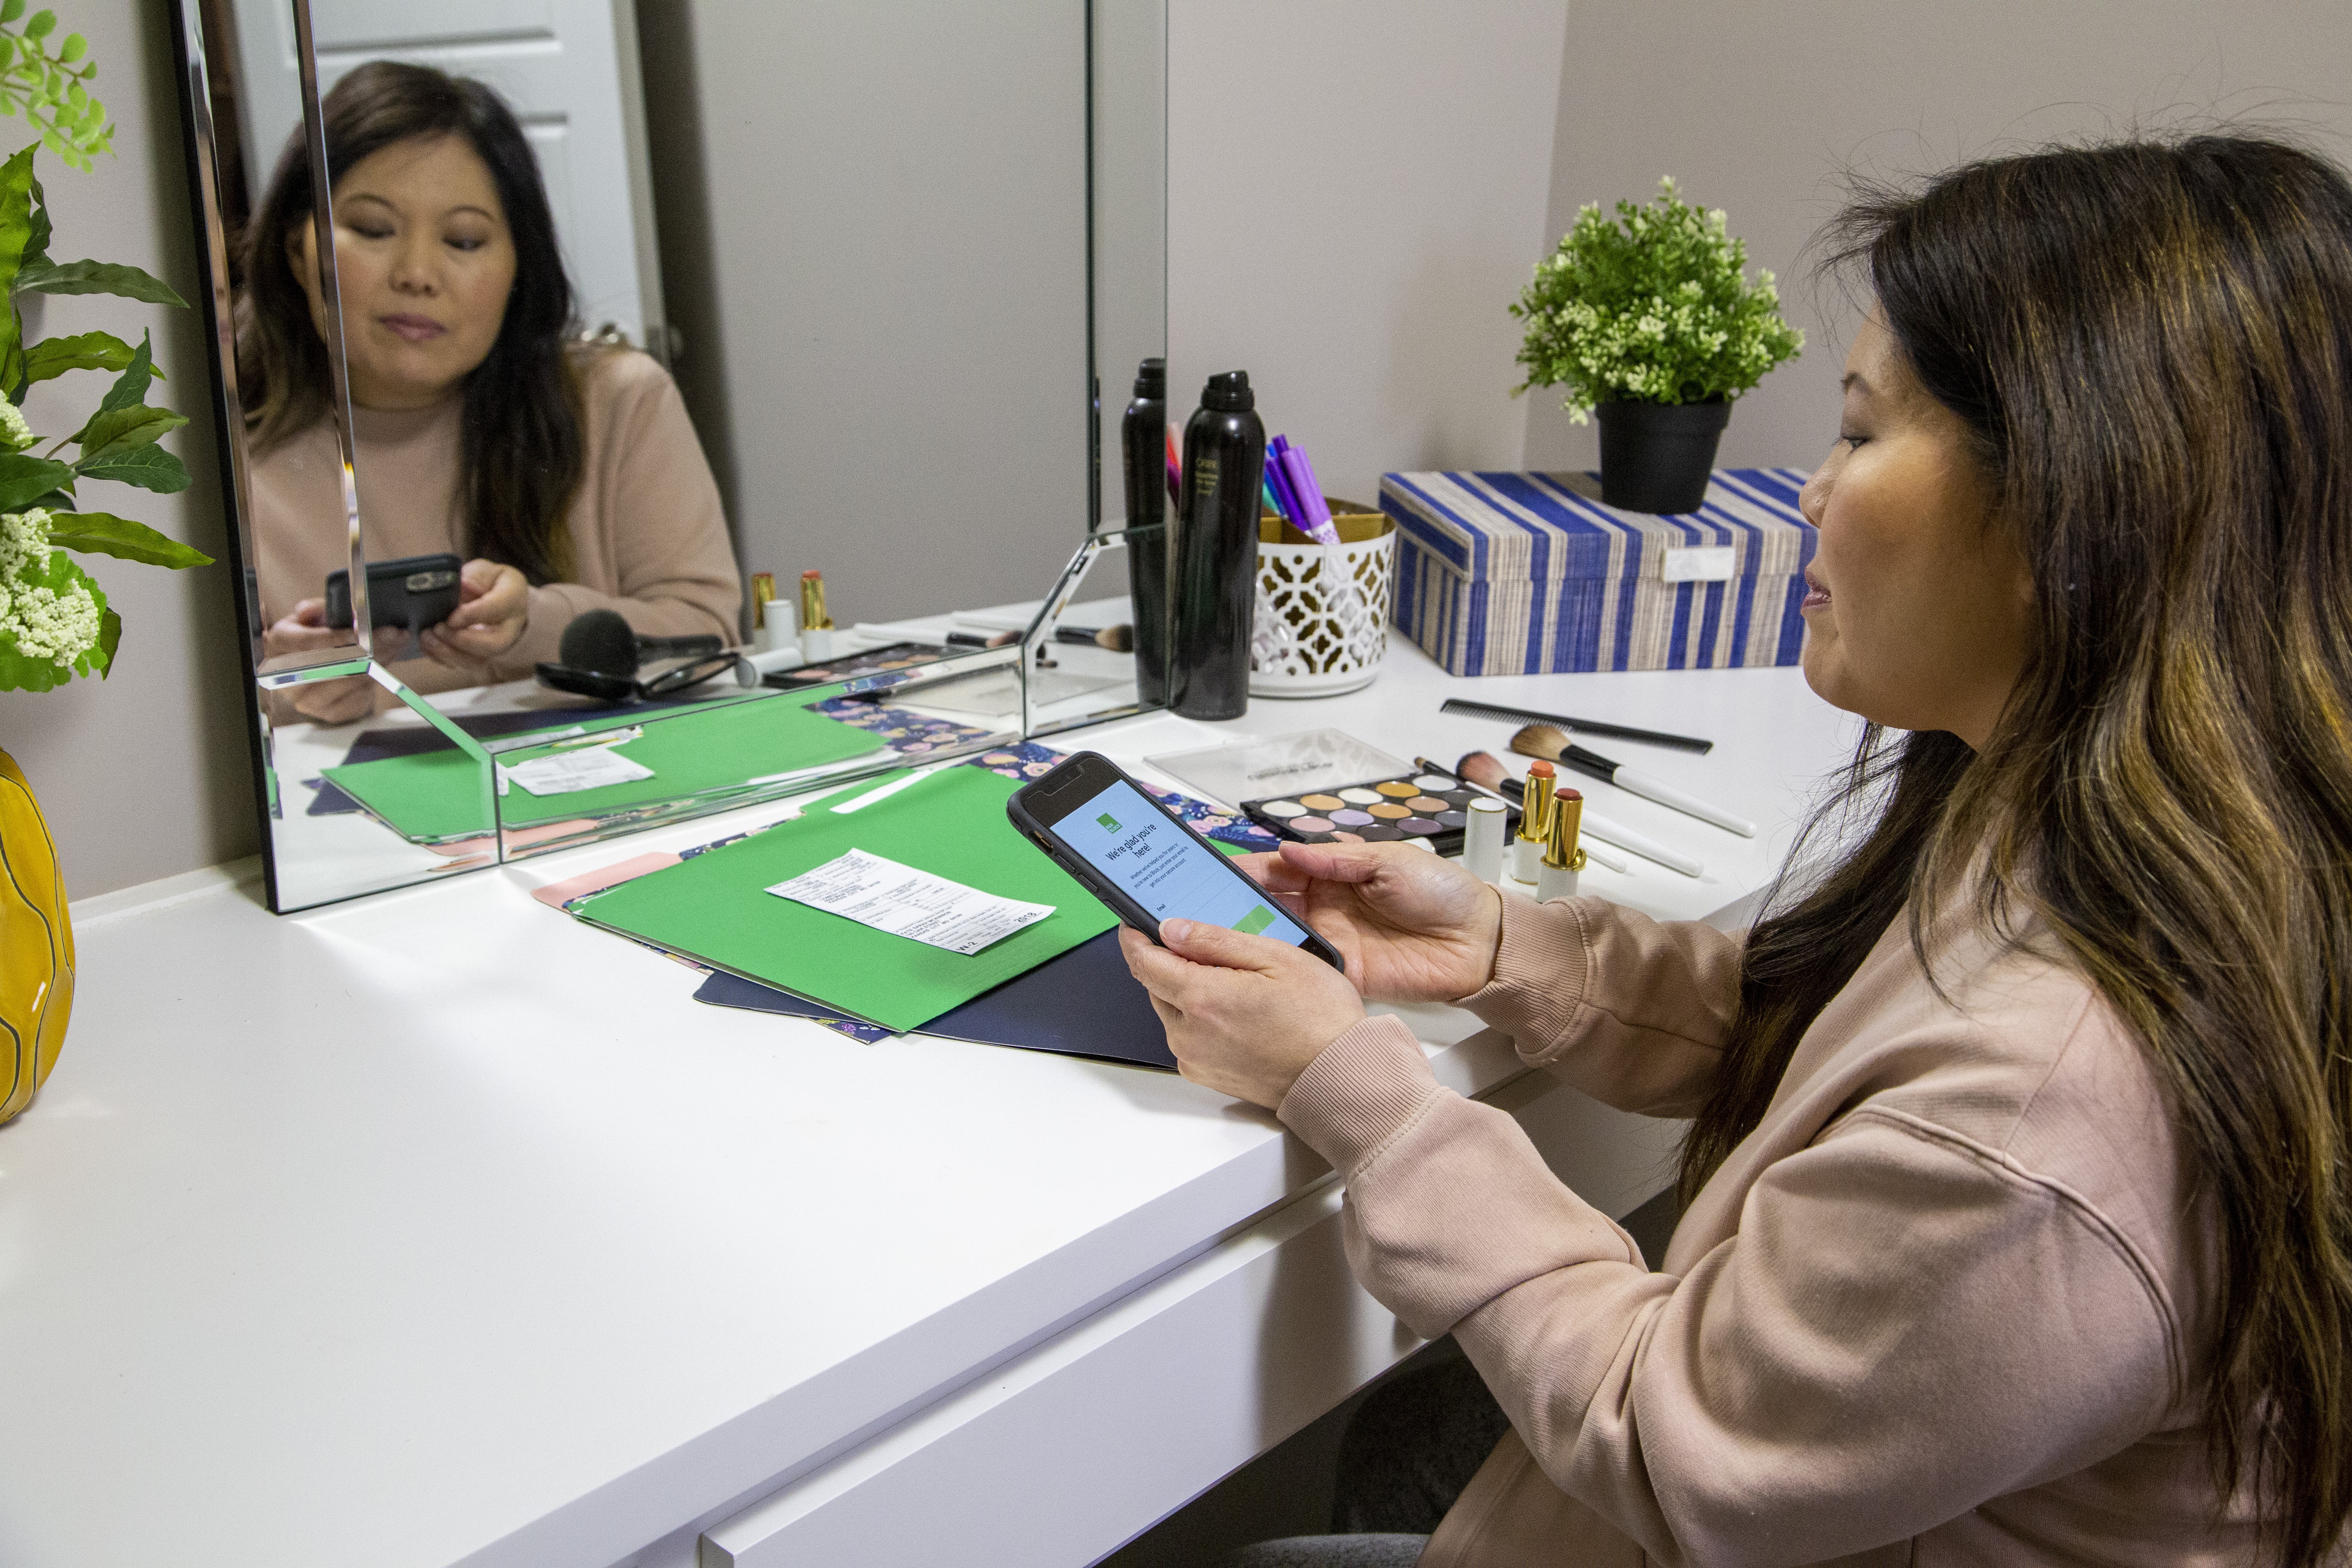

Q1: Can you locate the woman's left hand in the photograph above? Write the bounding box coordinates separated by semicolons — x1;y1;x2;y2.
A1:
420;559;528;665
1119;920;1368;1109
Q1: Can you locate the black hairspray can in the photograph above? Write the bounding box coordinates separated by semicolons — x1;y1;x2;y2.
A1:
1170;371;1265;721
1121;358;1169;705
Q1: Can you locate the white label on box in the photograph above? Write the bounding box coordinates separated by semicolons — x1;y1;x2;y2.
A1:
501;747;657;796
768;848;1053;955
1660;546;1736;582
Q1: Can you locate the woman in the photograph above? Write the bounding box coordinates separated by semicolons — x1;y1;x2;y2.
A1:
242;61;741;723
1133;135;2352;1565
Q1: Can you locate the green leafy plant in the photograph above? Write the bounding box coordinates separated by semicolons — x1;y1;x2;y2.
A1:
0;8;210;694
1512;177;1803;423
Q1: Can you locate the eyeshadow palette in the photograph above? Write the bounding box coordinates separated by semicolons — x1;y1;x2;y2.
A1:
1241;768;1519;857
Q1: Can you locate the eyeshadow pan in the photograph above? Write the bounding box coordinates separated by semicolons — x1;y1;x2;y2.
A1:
1258;799;1307;818
1289;815;1335;833
1337;787;1384;805
1406;796;1450;813
1368;802;1412;820
1375;781;1419;798
1298;794;1345;811
1329;808;1376;826
1400;817;1444;835
1435;809;1468;828
1412;774;1456;792
1356;823;1404;842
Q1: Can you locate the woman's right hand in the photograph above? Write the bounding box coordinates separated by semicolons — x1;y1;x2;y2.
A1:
1240;840;1504;1004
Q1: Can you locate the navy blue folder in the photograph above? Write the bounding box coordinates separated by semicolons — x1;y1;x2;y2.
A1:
692;927;1176;1071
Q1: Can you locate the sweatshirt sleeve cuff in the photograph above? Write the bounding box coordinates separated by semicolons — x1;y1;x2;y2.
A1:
1277;1013;1443;1175
1457;891;1595;1063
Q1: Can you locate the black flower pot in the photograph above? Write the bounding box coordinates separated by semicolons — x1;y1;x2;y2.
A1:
1595;398;1731;514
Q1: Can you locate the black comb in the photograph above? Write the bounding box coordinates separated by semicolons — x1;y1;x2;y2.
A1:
1439;697;1712;754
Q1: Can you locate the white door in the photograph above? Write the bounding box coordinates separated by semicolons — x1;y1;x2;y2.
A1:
230;0;665;347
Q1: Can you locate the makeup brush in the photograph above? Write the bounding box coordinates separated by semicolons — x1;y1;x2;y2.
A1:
1509;724;1757;838
1454;750;1685;876
1053;623;1135;652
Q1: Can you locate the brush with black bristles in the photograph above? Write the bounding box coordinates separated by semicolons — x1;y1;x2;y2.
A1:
1509;723;1756;837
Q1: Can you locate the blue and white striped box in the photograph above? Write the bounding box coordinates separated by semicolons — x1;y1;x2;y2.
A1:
1380;468;1818;677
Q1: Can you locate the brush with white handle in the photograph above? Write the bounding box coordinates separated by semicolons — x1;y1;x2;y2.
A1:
1511;724;1755;838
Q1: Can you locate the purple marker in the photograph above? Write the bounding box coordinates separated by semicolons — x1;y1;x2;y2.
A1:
1264;437;1306;527
1279;442;1339;544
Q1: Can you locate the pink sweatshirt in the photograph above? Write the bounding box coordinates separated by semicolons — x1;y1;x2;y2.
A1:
1277;890;2251;1565
248;347;742;701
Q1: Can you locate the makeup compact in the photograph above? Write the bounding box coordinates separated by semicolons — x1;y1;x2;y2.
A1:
1242;763;1519;856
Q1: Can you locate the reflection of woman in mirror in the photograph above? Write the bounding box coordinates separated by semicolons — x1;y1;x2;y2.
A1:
240;61;740;722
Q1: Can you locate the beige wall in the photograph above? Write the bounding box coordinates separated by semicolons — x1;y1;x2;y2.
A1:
637;0;1093;629
1524;0;2352;472
0;0;256;900
1167;0;1571;510
29;1;2352;900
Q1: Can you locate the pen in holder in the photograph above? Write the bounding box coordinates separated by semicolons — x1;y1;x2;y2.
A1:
1248;505;1396;698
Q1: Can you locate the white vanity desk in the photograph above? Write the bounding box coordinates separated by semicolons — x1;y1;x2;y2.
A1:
6;643;1854;1568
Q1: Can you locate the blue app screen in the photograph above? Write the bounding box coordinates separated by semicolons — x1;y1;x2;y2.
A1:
1057;779;1311;946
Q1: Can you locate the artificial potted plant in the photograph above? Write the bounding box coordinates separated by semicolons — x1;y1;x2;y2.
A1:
0;3;214;1124
1513;177;1803;514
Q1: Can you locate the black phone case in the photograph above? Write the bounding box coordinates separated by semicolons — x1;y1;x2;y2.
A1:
1007;751;1344;971
325;553;464;632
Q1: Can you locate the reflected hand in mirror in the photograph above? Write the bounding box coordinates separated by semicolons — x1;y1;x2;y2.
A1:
239;62;742;722
417;559;528;668
262;596;373;723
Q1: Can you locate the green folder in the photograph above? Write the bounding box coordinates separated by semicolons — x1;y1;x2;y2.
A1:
573;765;1118;1033
322;693;884;842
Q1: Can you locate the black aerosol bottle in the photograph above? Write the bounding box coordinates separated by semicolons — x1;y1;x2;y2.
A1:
1170;370;1265;720
1121;358;1170;705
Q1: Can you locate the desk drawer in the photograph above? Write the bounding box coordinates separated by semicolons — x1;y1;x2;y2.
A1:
701;1073;1682;1568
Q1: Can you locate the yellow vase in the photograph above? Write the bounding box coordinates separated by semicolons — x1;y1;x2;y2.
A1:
0;746;71;1123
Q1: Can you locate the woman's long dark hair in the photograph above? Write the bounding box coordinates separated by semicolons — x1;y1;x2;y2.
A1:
1681;134;2352;1563
235;61;584;584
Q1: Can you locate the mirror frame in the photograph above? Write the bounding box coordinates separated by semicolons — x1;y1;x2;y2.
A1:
170;0;1167;913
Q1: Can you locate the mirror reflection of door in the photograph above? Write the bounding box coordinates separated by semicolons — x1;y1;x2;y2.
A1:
227;0;662;345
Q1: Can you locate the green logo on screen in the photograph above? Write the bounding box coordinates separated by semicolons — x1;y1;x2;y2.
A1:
1096;812;1120;831
1235;904;1275;936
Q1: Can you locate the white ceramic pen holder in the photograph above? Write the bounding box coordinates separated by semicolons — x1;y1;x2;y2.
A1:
1248;506;1396;698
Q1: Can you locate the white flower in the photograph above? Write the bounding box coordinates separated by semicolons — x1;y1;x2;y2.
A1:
0;507;52;580
0;507;99;668
0;393;34;453
0;577;98;665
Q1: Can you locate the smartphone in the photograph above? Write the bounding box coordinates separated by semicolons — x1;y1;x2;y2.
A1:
1007;750;1344;969
325;553;463;633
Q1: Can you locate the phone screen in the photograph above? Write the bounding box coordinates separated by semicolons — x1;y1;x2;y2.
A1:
1051;778;1313;946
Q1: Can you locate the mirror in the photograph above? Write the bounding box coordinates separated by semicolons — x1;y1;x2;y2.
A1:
174;0;1167;910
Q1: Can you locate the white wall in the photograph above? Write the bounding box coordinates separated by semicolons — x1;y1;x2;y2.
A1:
1167;0;1570;510
1525;0;2352;473
0;0;256;900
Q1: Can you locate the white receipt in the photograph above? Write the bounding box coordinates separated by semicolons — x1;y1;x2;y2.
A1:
500;747;657;796
767;848;1052;955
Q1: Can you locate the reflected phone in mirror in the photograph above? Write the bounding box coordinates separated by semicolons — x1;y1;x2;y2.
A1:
325;553;463;633
1008;750;1343;968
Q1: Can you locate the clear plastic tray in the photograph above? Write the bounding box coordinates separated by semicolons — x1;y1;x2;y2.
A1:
1143;727;1409;810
